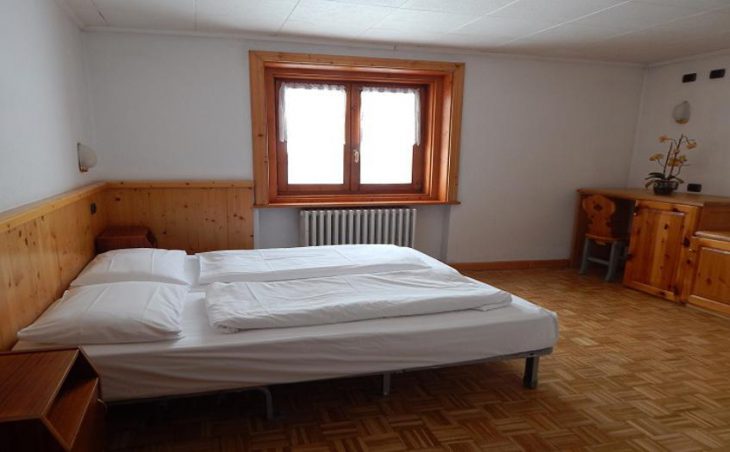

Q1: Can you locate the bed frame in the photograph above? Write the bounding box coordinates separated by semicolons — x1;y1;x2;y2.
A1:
381;348;552;395
109;347;553;420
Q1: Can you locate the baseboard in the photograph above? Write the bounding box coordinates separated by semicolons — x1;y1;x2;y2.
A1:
449;259;570;272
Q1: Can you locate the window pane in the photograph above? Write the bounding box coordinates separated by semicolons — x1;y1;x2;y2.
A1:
359;88;418;185
281;84;346;185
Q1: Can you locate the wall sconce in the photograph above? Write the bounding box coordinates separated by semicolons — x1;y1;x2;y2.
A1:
672;100;691;124
77;143;98;173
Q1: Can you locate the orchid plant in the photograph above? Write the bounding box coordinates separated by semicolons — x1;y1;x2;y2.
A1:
645;133;698;189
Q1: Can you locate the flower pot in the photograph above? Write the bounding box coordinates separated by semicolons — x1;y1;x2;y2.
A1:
652;180;678;195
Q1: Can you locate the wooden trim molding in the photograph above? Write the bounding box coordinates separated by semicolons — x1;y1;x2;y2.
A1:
106;180;253;189
687;295;730;317
450;259;570;272
0;182;107;232
249;50;464;207
256;199;461;208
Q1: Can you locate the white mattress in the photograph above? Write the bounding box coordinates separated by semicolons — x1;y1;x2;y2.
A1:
15;256;558;402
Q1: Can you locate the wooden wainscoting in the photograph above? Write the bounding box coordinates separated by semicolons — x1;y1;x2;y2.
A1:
0;180;255;350
104;181;254;254
0;183;107;350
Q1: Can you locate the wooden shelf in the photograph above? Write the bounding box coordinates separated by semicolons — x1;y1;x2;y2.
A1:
0;348;105;452
46;378;99;449
0;351;76;421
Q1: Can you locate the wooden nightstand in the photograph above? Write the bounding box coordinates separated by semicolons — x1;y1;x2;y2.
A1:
95;226;157;253
0;349;106;451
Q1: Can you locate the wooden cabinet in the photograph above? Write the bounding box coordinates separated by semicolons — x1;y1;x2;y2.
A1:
573;188;730;303
623;201;699;301
0;349;105;451
681;231;730;315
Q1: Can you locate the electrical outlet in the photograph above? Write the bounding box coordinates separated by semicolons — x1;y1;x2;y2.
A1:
710;69;725;79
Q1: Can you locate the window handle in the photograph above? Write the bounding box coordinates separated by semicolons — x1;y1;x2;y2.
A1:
353;148;360;164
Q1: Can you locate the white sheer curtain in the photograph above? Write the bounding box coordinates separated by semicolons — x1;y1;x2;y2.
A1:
278;82;347;184
278;82;347;143
360;86;420;146
359;86;421;184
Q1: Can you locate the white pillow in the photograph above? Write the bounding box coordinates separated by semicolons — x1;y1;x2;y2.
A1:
17;282;188;345
71;248;189;286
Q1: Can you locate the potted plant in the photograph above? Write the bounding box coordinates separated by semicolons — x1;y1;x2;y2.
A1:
645;134;697;195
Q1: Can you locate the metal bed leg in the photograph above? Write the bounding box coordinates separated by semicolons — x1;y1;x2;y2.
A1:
382;373;392;396
523;356;539;389
254;387;274;420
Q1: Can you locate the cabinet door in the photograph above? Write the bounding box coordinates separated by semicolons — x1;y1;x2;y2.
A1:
624;201;699;301
681;236;730;315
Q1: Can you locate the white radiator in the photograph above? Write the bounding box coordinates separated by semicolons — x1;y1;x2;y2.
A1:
300;208;417;247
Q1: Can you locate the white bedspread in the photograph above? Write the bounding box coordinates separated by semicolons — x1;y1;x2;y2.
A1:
197;245;433;284
205;269;512;331
14;292;558;402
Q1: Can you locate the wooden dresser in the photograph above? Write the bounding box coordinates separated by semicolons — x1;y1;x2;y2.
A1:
0;349;105;451
573;188;730;303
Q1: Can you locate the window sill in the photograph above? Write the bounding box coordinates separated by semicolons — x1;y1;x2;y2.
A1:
255;199;460;208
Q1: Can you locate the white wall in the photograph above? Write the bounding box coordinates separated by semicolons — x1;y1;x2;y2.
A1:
85;34;251;180
84;32;645;262
628;52;730;196
447;57;644;262
0;0;93;211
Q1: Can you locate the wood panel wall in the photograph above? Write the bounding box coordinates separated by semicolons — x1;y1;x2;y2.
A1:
0;180;254;350
0;183;107;350
104;181;254;253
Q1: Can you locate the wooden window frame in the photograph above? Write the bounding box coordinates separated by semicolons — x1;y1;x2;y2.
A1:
249;51;464;207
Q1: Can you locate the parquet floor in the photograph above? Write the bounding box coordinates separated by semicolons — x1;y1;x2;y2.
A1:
107;268;730;451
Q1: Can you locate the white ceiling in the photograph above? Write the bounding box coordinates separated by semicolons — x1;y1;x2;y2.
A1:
61;0;730;64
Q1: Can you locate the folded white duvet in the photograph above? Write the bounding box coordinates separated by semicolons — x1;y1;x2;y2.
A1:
205;269;512;331
197;245;433;284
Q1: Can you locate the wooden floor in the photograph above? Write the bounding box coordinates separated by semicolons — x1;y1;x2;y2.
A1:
107;268;730;451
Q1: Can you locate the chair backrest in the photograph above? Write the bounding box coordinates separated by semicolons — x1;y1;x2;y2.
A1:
582;194;618;241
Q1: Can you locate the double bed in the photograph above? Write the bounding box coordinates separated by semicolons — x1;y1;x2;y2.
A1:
14;247;558;417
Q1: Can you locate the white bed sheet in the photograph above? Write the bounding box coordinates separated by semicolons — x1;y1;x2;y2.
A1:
16;290;557;401
14;254;558;402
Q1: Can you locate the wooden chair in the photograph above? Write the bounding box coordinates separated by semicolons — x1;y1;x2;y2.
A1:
579;194;628;281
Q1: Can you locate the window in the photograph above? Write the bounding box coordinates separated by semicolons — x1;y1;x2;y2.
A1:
250;51;464;207
276;82;425;194
358;86;421;185
279;83;347;186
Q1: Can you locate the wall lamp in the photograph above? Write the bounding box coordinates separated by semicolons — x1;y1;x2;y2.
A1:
77;143;98;173
672;100;691;124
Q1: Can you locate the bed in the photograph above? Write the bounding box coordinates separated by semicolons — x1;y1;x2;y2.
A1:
14;250;558;418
